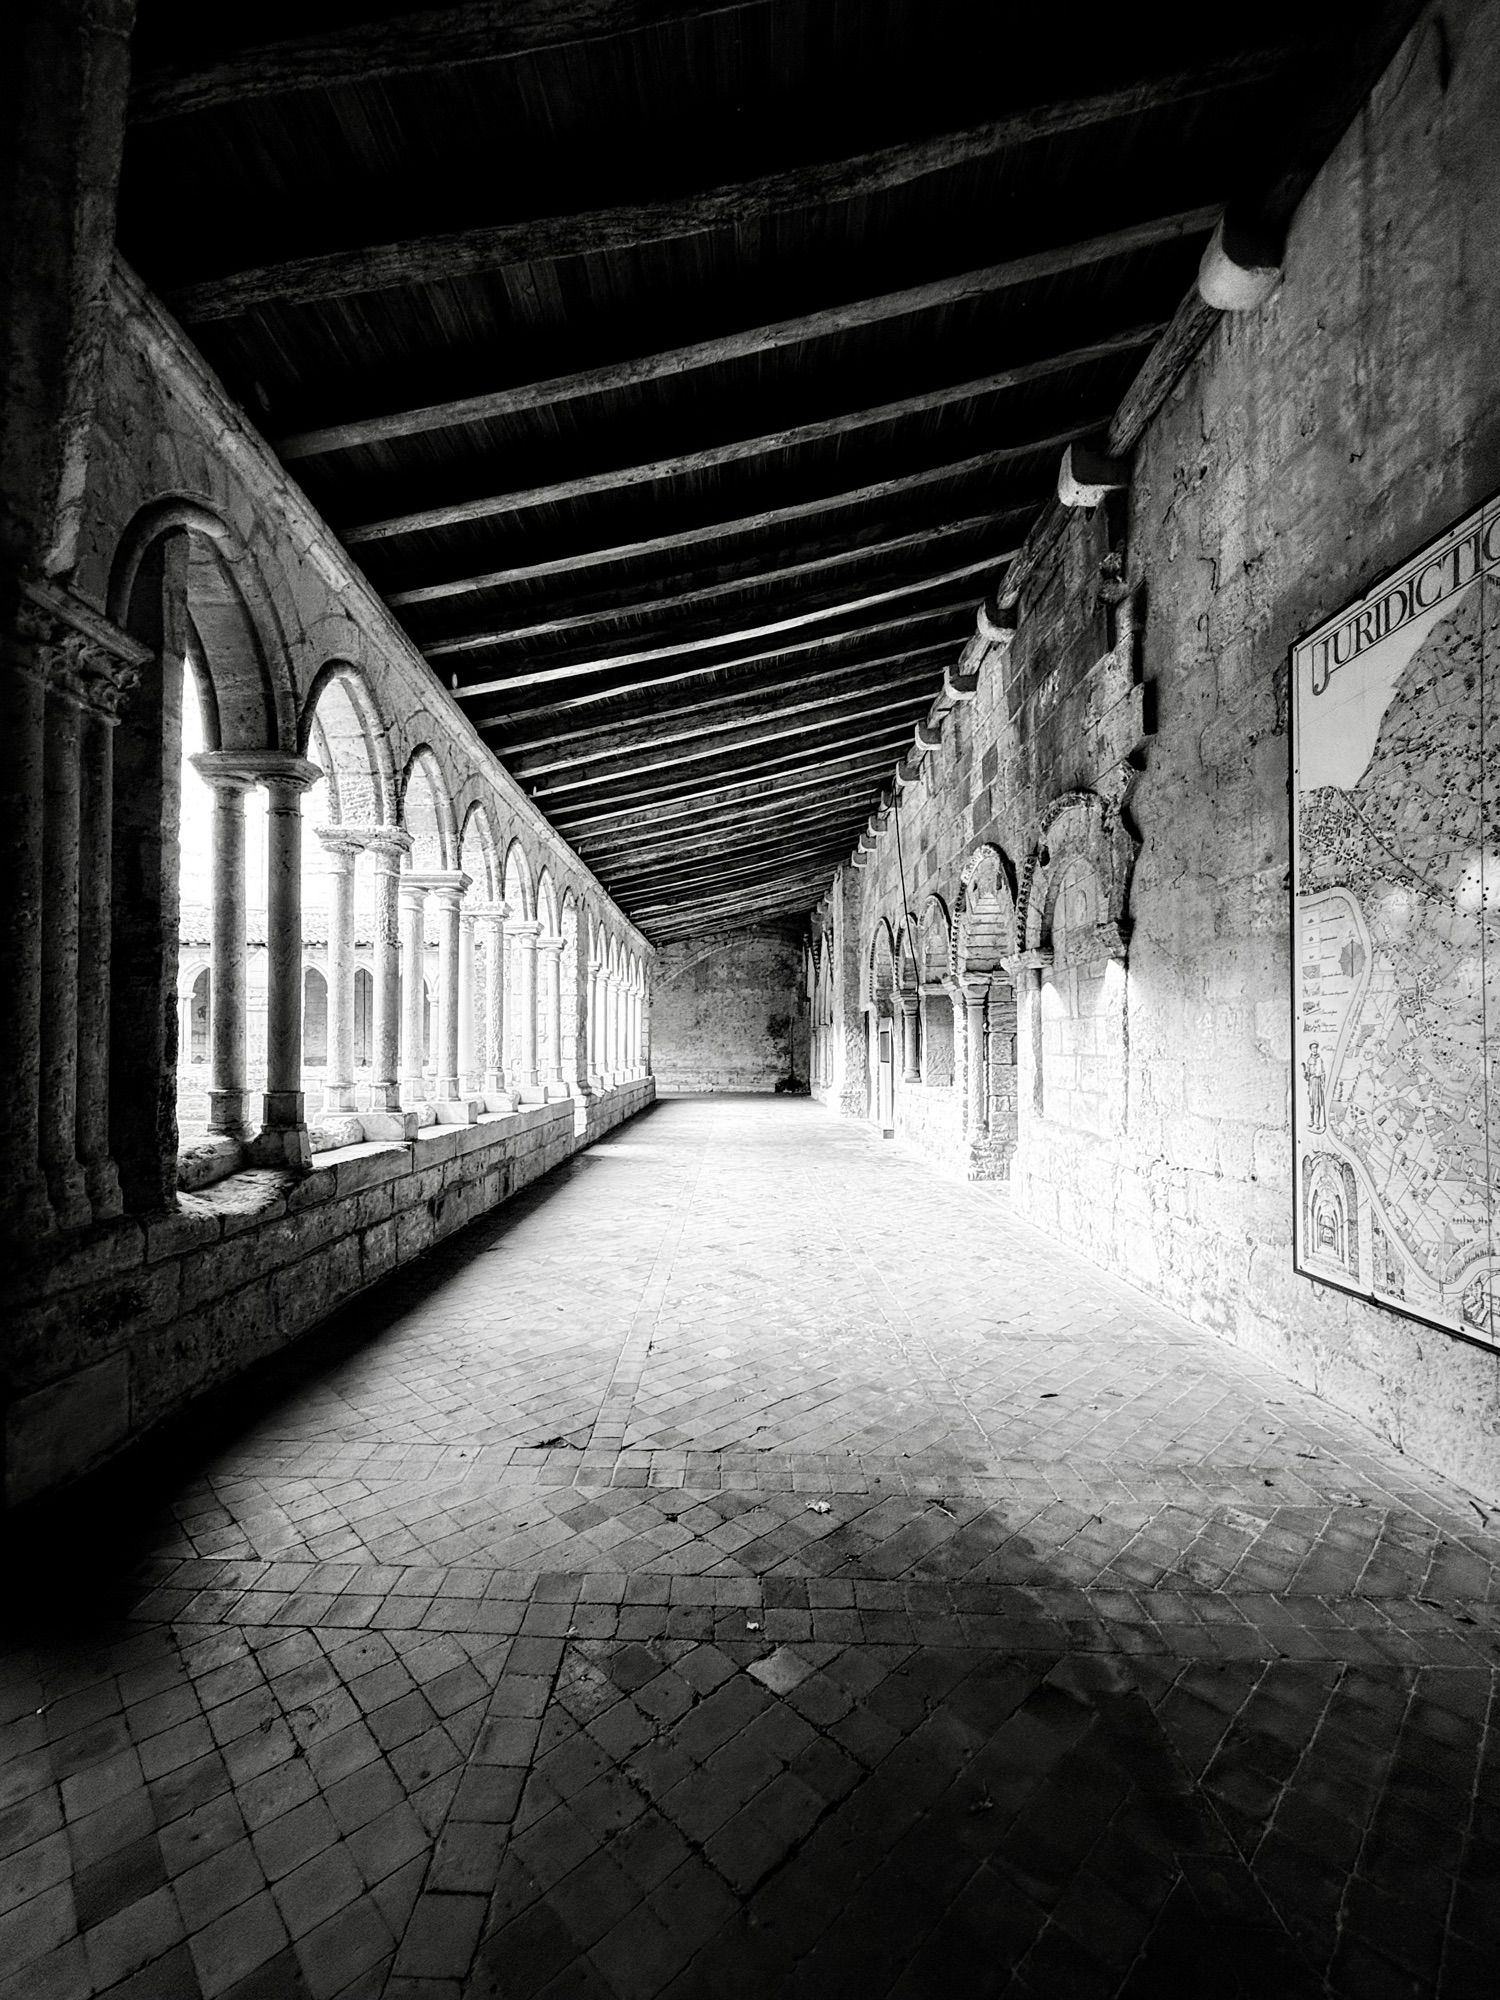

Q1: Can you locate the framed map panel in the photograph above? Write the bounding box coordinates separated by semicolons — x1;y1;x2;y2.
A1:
1290;492;1498;1350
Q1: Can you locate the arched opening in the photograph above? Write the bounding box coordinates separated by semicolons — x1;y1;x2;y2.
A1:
302;965;329;1066
353;967;374;1069
188;967;211;1064
111;514;282;1200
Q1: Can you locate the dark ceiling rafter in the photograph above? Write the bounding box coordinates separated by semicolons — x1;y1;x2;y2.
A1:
282;206;1218;460
432;550;1006;670
518;686;936;798
130;1;758;123
572;777;890;853
559;752;910;841
379;438;1054;596
493;643;958;756
346;321;1158;543
463;599;975;714
504;668;940;780
164;55;1284;321
396;509;1015;637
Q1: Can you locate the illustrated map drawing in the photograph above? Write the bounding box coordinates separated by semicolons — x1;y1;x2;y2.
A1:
1291;493;1498;1348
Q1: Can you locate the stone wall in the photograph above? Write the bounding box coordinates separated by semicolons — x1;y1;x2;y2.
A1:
653;930;809;1094
6;1080;654;1507
816;3;1500;1502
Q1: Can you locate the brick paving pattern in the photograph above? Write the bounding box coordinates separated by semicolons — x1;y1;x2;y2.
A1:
4;1096;1498;1998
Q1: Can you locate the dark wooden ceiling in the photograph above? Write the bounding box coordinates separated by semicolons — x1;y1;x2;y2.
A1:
120;0;1420;943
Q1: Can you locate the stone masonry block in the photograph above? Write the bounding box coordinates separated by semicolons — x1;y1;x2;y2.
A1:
5;1351;132;1506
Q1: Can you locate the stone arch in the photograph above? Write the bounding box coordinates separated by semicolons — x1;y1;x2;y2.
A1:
536;867;561;938
458;802;500;903
869;920;897;1015
108;498;290;753
399;746;456;869
297;662;395;826
502;837;536;921
953;845;1020;1172
917;895;952;987
1018;791;1135;965
954;843;1017;979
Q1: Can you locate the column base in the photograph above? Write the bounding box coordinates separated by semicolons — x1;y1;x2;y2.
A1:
207;1088;253;1137
363;1082;403;1112
434;1098;483;1126
248;1123;313;1171
84;1155;123;1221
44;1160;92;1232
5;1174;56;1248
322;1082;358;1114
362;1110;421;1142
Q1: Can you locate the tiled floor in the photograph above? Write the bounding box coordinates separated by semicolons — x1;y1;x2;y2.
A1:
4;1095;1498;1999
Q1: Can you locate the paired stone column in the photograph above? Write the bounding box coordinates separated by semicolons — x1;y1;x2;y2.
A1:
538;935;565;1094
588;959;604;1083
962;977;990;1138
398;875;431;1111
256;756;321;1166
190;754;254;1138
426;874;468;1102
455;909;479;1094
38;655;93;1228
479;902;511;1106
510;919;541;1094
898;992;920;1084
316;828;364;1115
365;827;410;1115
74;661;135;1217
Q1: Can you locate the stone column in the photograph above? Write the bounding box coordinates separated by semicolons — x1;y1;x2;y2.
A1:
255;755;320;1165
898;993;920;1083
0;626;54;1242
962;977;990;1138
191;755;253;1138
457;908;479;1092
74;659;135;1217
588;960;603;1083
38;656;90;1228
365;827;410;1115
428;875;467;1102
480;902;511;1106
642;974;653;1078
316;828;363;1115
511;920;541;1094
538;935;565;1093
399;876;431;1111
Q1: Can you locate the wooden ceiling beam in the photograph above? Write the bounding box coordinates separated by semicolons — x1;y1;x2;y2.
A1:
559;750;896;838
131;2;753;122
604;846;854;907
506;667;938;779
494;642;954;754
440;551;1002;685
629;873;832;923
463;599;972;711
393;509;1014;619
542;717;915;816
284;206;1220;460
522;686;933;797
601;810;869;875
578;799;873;873
168;58;1275;320
351;326;1158;543
378;443;1054;593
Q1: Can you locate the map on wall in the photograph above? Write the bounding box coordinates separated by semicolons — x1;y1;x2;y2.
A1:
1291;492;1498;1350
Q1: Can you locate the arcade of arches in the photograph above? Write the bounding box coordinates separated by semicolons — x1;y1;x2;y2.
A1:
3;6;1500;1999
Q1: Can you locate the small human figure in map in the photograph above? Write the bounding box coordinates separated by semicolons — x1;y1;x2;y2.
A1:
1302;1043;1327;1132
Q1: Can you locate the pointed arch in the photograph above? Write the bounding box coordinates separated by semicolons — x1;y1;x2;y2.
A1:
297;661;395;826
399;745;457;868
502;837;535;921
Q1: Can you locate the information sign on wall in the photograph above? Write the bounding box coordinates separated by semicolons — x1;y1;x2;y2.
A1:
1290;492;1498;1348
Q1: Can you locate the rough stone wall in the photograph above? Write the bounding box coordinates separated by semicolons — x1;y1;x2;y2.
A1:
653;930;809;1094
6;1080;654;1507
821;4;1500;1501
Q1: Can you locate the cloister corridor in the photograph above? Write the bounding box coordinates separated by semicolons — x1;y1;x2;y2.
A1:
4;1097;1498;2000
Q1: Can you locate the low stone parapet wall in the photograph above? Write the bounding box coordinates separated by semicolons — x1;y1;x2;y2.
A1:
3;1079;655;1508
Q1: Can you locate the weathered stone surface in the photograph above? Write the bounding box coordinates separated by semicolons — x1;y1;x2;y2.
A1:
814;8;1500;1500
653;931;810;1094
